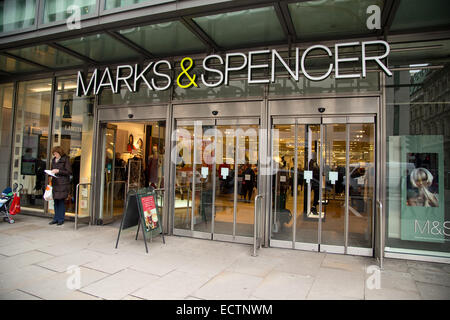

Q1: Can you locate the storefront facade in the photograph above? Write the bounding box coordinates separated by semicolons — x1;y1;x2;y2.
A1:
0;0;449;263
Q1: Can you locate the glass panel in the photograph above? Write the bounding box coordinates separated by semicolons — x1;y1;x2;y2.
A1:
57;33;140;62
101;125;116;222
49;77;95;217
0;0;36;33
390;0;450;32
214;125;235;237
11;79;52;213
272;124;295;241
320;124;346;247
193;7;285;48
348;123;375;248
296;124;320;244
0;55;43;73
193;122;214;233
269;72;380;97
7;45;84;68
389;40;450;68
119;21;206;56
100;121;164;222
174;123;194;230
174;78;264;101
288;0;383;40
385;66;450;257
0;83;13;190
235;124;258;237
104;0;165;10
100;84;170;105
43;0;96;24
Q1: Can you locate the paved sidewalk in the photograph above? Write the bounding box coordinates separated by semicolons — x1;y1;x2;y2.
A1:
0;214;449;300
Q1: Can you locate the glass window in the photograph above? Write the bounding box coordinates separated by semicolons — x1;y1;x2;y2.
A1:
390;0;450;32
288;0;383;40
43;0;97;24
0;55;43;74
104;0;169;10
389;40;450;68
0;0;36;33
11;79;52;213
385;65;450;258
0;83;14;190
119;21;206;56
100;84;170;105
57;33;140;62
193;7;285;48
269;72;380;97
6;45;84;68
49;76;95;217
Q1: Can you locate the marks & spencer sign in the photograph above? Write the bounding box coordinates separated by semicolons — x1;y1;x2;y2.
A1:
76;40;392;97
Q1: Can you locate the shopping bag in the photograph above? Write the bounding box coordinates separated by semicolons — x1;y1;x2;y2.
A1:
9;194;20;215
43;185;53;201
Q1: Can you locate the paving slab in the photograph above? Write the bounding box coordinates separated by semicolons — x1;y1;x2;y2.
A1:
20;266;109;300
415;282;450;300
307;267;365;300
133;270;212;300
192;271;263;300
321;253;372;273
37;249;104;273
0;290;42;300
408;268;450;287
251;271;315;300
0;238;50;257
80;268;159;300
0;250;54;274
225;254;282;278
365;287;422;300
0;264;57;295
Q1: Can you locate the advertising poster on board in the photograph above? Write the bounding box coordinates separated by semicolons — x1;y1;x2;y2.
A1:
401;135;446;243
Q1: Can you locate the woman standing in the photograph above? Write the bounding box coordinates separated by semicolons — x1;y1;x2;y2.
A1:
49;146;72;226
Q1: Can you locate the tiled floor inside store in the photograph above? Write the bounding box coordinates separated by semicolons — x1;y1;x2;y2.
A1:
0;214;449;300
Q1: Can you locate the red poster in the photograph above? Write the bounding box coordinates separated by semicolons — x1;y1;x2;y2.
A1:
141;195;158;231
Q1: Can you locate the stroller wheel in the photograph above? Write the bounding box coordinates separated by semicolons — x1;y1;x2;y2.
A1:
3;217;8;222
9;219;14;224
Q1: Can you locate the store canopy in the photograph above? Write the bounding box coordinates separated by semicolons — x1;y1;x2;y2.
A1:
0;0;449;76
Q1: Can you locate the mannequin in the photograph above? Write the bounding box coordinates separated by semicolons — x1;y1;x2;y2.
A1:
147;144;160;188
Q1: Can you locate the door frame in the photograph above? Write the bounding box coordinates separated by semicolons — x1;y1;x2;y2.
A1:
92;105;169;225
171;100;265;245
267;96;380;256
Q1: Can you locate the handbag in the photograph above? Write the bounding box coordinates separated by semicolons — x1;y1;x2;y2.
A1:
43;184;53;201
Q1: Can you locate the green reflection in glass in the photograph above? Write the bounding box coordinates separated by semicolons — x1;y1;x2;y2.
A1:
193;7;285;48
288;0;383;40
0;55;43;73
269;72;380;96
58;33;140;62
390;0;450;31
104;0;159;10
7;45;83;68
43;0;96;24
389;40;450;67
0;0;36;33
120;21;206;56
100;85;170;105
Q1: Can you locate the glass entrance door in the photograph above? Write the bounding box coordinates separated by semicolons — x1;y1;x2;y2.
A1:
99;121;166;224
173;119;259;243
271;116;375;255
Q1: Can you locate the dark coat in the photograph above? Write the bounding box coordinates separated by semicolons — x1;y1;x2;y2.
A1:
51;155;72;200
